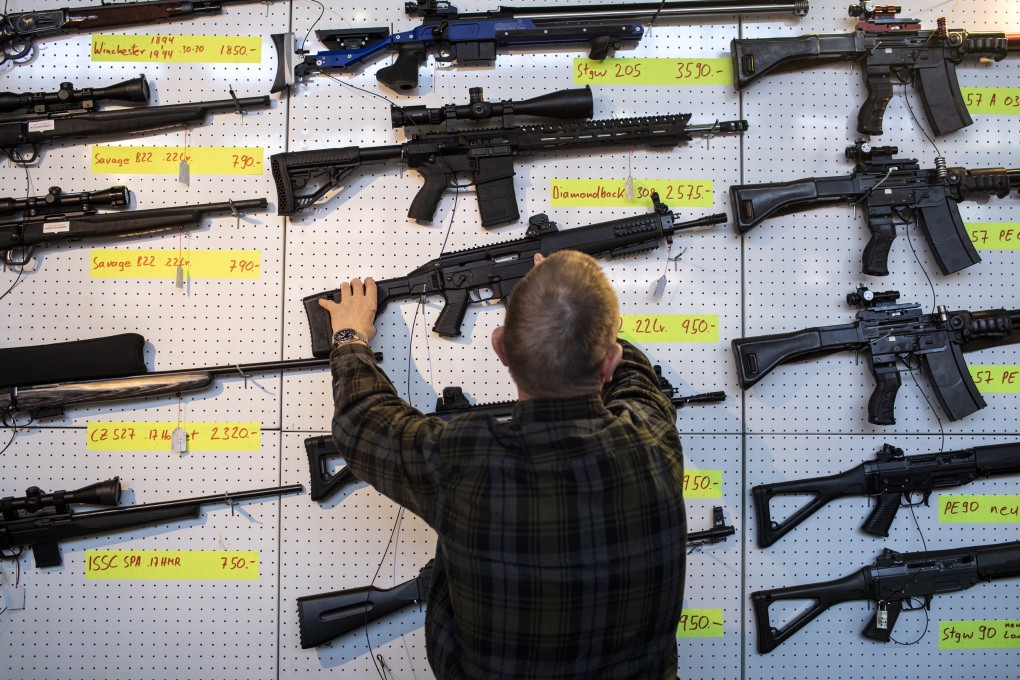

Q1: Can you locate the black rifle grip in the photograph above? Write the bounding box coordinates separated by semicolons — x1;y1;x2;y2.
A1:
861;491;901;537
858;67;894;136
862;598;902;642
867;366;901;425
862;216;895;276
916;58;973;137
407;164;450;224
432;290;470;338
303;290;340;359
917;202;981;275
377;41;426;91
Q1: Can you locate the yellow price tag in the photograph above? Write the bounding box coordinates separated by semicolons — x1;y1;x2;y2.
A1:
683;470;722;499
969;366;1020;393
91;146;262;175
967;223;1020;250
961;87;1020;115
938;495;1020;523
90;250;261;279
92;35;262;63
619;314;719;343
677;609;724;638
550;179;713;208
87;422;261;452
940;621;1020;649
85;551;259;580
574;58;731;86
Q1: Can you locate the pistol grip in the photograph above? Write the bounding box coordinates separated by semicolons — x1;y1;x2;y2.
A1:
431;290;470;338
377;42;426;91
862;599;902;642
408;165;450;224
861;491;901;537
867;364;901;426
862;216;896;276
859;67;894;136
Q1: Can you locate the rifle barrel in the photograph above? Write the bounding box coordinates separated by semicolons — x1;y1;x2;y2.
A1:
498;0;808;21
150;357;330;379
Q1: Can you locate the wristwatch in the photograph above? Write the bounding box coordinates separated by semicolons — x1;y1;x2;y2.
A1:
332;328;369;348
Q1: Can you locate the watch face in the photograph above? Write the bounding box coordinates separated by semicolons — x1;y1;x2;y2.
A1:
334;329;357;344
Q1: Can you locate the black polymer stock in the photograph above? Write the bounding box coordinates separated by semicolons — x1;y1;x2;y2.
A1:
270;86;746;225
0;74;271;164
731;4;1020;137
0;186;268;268
296;507;734;648
752;541;1020;653
0;477;303;568
753;441;1020;547
0;1;284;65
272;0;809;93
730;140;1020;276
731;289;1020;425
302;193;725;355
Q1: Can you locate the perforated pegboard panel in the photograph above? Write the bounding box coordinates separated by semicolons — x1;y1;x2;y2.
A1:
0;1;1017;679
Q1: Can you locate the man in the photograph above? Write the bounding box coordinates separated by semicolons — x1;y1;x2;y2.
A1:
319;251;687;679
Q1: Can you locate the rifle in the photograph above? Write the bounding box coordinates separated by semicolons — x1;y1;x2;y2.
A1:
731;287;1020;425
272;0;809;93
0;333;340;424
0;478;302;568
304;366;724;502
731;3;1020;137
303;193;725;353
1;186;267;268
297;507;734;648
753;441;1020;548
730;140;1020;276
752;541;1020;653
271;86;746;223
0;74;271;164
0;0;282;66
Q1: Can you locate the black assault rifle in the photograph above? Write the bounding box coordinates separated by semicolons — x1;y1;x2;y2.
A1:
1;186;267;268
752;541;1020;653
0;477;303;568
297;507;735;648
753;441;1020;547
303;193;725;354
0;74;271;164
730;140;1020;276
0;333;349;424
0;1;283;65
731;287;1020;425
304;365;724;502
731;4;1020;136
271;86;746;224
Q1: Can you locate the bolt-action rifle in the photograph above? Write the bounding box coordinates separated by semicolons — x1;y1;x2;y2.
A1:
0;186;267;268
303;365;724;502
303;193;724;354
752;541;1020;653
272;0;809;93
730;140;1020;276
0;477;303;568
0;74;271;164
753;441;1020;547
731;3;1020;137
0;0;282;66
297;507;734;648
271;86;746;224
731;287;1020;425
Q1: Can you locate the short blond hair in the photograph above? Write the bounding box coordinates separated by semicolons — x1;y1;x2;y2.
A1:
502;251;619;397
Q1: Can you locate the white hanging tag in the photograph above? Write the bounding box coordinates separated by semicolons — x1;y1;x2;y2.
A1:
171;426;188;454
178;159;190;185
650;274;667;300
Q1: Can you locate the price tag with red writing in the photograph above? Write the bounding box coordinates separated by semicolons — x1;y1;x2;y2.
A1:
967;223;1020;250
92;146;262;175
682;470;722;499
550;179;713;208
90;250;261;279
618;314;719;343
961;88;1020;115
574;58;731;86
87;422;261;452
85;550;259;580
92;35;262;63
677;608;724;638
968;366;1020;393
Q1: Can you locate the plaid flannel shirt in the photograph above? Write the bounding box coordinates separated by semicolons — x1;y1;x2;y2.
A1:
330;340;686;680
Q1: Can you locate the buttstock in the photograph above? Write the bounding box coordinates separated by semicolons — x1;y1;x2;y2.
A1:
12;373;213;418
753;465;868;548
297;574;424;647
732;326;859;389
729;178;820;233
730;35;825;90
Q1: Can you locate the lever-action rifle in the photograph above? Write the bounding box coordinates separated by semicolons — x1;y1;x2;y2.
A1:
303;193;725;353
0;0;283;65
730;140;1020;276
271;86;746;224
752;541;1020;653
0;74;271;164
297;507;735;648
0;333;342;424
304;365;724;502
731;287;1020;425
0;477;302;568
1;186;267;268
731;3;1020;136
273;0;809;93
753;441;1020;547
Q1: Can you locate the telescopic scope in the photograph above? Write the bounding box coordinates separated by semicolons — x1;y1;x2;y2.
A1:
0;75;150;114
0;186;131;216
1;478;122;518
391;86;594;128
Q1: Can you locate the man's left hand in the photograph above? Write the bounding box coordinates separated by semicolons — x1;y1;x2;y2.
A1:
318;277;378;343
